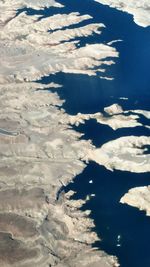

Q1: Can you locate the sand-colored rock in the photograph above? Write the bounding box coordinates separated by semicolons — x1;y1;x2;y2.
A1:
68;103;143;130
95;0;150;27
128;109;150;119
0;2;118;83
0;1;119;267
88;136;150;172
120;186;150;216
104;103;123;115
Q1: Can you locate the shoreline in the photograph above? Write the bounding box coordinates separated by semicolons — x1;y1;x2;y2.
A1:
1;1;150;266
0;1;119;266
0;81;119;267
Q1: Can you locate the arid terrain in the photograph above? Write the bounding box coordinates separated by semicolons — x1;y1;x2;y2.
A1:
0;0;150;266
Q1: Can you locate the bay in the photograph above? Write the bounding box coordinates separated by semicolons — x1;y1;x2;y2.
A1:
39;1;150;266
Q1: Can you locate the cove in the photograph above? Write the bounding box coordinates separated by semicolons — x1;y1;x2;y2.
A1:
65;163;150;267
55;1;150;266
45;0;150;114
36;1;150;266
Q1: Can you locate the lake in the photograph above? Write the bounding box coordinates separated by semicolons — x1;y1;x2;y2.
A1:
37;1;150;266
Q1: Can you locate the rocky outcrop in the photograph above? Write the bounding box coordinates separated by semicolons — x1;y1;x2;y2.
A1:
88;136;150;173
0;1;119;266
94;0;150;27
120;186;150;216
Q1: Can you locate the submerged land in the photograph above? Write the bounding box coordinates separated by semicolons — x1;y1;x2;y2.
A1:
0;0;150;266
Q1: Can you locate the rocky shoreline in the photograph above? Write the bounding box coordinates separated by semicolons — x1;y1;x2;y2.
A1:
0;70;119;267
0;1;119;266
1;1;150;266
95;0;150;27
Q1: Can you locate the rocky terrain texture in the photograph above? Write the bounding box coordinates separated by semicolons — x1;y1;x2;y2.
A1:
0;1;119;266
89;135;150;173
93;0;150;217
120;186;150;216
68;103;146;130
1;0;150;266
67;104;150;173
95;0;150;27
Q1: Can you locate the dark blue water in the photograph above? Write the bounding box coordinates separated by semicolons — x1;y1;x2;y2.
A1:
26;1;150;266
65;163;150;267
73;119;150;147
40;0;150;114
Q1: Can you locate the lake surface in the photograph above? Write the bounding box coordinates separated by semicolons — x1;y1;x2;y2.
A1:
37;1;150;266
44;0;150;114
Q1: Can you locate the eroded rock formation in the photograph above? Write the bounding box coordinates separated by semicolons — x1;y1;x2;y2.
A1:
94;0;150;27
0;1;119;266
120;186;150;216
89;136;150;173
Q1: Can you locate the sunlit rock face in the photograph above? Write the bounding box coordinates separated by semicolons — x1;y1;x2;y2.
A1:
120;187;150;216
128;109;150;119
69;111;142;130
1;0;150;265
94;0;150;27
88;136;150;173
0;1;120;267
0;0;118;83
68;103;150;130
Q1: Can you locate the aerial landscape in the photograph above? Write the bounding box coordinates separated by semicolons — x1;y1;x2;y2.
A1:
0;0;150;267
